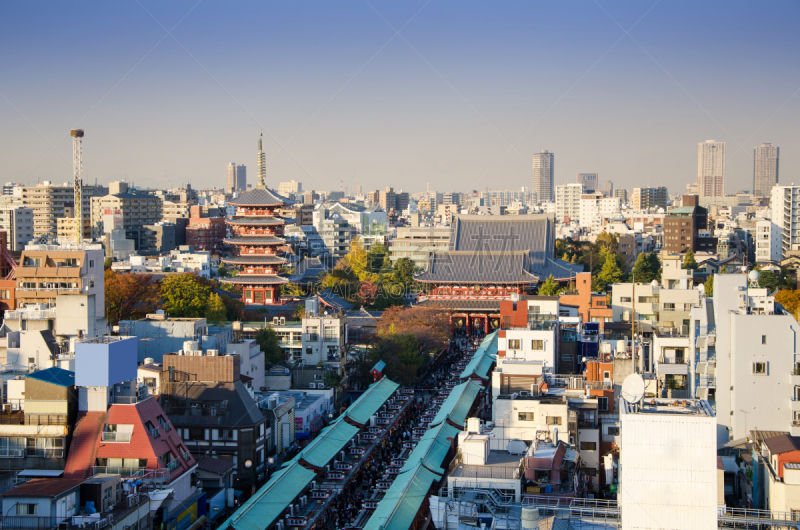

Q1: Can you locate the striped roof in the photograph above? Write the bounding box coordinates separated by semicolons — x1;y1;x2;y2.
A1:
431;380;482;428
223;236;286;246
298;419;359;468
363;462;441;530
345;377;399;425
401;422;459;475
228;188;293;207
226;216;285;226
218;460;314;530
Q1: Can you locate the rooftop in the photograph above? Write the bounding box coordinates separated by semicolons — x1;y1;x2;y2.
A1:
1;478;84;497
27;367;75;387
450;449;522;479
621;398;714;417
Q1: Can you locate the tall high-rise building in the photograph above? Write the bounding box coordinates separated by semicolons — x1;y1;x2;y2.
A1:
770;184;800;260
576;173;598;193
697;140;725;197
753;143;779;197
532;151;554;203
226;163;246;194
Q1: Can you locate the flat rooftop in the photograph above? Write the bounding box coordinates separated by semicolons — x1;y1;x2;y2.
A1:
621;398;714;417
451;450;522;479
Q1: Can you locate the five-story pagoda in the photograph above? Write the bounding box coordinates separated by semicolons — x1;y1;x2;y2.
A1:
220;134;293;305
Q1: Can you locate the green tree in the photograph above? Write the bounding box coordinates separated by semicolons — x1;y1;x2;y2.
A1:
104;258;113;269
538;275;560;296
159;273;212;318
683;249;698;270
255;327;284;365
393;258;416;288
217;266;229;278
705;274;714;297
205;293;227;322
631;252;661;284
344;237;370;280
593;248;625;292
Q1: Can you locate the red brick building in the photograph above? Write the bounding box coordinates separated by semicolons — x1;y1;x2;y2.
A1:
185;205;226;252
558;272;612;329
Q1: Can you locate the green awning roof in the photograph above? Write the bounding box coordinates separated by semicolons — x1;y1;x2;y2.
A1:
401;422;460;475
299;419;359;468
218;461;315;530
346;377;400;425
363;463;441;530
431;380;482;428
461;331;498;379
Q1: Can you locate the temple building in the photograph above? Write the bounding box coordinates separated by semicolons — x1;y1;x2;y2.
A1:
416;214;582;334
220;135;293;305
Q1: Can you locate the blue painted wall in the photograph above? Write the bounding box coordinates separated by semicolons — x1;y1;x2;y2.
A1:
75;337;138;387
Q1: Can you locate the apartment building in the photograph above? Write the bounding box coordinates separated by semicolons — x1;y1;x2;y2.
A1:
15;243;105;320
579;193;621;231
90;182;161;243
0;203;34;250
18;182;96;240
388;226;450;268
770;184;800;260
631;187;668;211
555;183;583;222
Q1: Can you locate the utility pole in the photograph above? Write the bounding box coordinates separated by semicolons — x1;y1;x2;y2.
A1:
631;271;636;372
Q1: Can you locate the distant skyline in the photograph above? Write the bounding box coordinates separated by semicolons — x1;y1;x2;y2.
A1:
1;1;798;194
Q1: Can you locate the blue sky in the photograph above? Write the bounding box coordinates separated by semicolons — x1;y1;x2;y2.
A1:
1;1;798;194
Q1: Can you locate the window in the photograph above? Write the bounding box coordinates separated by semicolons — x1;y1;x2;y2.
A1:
219;429;233;440
595;299;605;306
607;426;619;436
189;427;205;440
762;335;767;345
598;397;608;411
753;362;767;375
531;340;544;351
603;371;611;380
518;412;534;421
0;290;9;300
580;441;597;451
26;437;64;458
0;437;25;457
546;416;562;425
620;297;631;303
16;504;37;515
508;339;521;350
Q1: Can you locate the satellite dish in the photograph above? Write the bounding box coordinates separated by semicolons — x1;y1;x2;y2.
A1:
621;373;645;404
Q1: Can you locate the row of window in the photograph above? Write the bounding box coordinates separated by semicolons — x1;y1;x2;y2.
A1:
507;339;544;351
0;437;63;458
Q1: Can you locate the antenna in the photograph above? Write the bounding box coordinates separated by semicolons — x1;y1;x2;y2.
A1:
71;129;84;243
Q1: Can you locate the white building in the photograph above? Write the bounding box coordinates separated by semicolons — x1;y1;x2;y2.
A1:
278;180;302;196
698;139;726;198
0;203;34;251
691;273;798;443
579;193;621;231
619;397;717;529
555;183;583;222
755;219;782;263
770;184;800;260
226;339;265;391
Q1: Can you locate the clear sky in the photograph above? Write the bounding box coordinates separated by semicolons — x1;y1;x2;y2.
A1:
1;1;798;195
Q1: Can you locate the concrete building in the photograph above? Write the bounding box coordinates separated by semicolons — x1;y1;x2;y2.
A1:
631;186;668;211
277;180;302;196
753;143;779;198
17;182;96;240
532;151;555;203
297;299;347;374
755;219;782;263
663;195;716;254
691;273;799;443
698;139;726;198
387;226;450;268
579;193;621;231
770;184;800;260
555;183;583;223
117;314;231;362
185;205;225;252
619;397;717;529
576;173;598;193
15;243;105;321
226;163;247;193
0;203;34;251
90;182;162;245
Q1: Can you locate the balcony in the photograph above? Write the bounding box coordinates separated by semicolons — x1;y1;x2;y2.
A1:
91;467;169;482
696;375;716;388
303;333;319;342
166;459;179;472
101;432;132;443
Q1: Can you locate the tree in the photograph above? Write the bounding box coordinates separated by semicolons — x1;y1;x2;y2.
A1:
393;257;416;288
776;290;800;317
217;266;229;278
104;258;113;270
704;274;714;297
631;252;661;284
592;248;625;292
159;273;212;318
375;306;450;354
104;270;160;325
205;293;227;322
255;327;284;365
368;335;426;386
538;275;560;296
344;237;369;280
683;249;698;270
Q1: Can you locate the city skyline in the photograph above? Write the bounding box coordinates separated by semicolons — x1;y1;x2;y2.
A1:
1;1;798;193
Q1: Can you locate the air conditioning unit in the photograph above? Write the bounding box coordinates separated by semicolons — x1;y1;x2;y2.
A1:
280;317;286;325
273;317;280;325
309;383;316;389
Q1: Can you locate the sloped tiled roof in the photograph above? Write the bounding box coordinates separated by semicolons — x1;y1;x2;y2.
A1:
372;360;386;373
415;251;539;284
764;434;800;455
168;381;264;427
228;188;293;207
219;274;288;285
221;255;287;265
223;236;286;246
0;478;84;498
298;419;359;468
197;457;235;475
401;422;459;475
226;216;285;226
461;332;498;380
318;289;354;311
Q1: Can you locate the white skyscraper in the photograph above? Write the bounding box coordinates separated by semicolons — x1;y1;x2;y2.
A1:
576;173;598;193
770;184;800;259
697;140;725;197
532;151;554;203
753;143;779;197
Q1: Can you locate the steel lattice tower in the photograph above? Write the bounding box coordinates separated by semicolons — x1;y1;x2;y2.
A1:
71;129;84;243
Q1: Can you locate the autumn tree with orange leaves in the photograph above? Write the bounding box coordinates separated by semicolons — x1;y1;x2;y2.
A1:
104;270;160;325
